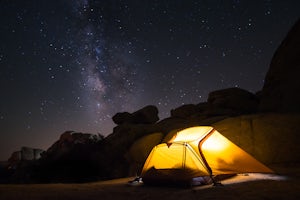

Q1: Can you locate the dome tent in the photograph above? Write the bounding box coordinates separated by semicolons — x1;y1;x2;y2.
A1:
141;126;273;186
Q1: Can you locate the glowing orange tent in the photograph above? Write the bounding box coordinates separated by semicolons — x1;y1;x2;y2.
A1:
141;126;273;186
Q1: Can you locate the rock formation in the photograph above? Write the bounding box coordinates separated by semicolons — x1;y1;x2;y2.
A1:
212;113;300;164
43;131;102;161
207;87;259;115
259;19;300;112
8;147;44;162
112;105;159;125
7;147;44;170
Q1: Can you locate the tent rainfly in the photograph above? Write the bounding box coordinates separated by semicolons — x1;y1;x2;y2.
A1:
141;126;273;186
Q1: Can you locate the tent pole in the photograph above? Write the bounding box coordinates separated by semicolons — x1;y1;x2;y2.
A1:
198;129;222;186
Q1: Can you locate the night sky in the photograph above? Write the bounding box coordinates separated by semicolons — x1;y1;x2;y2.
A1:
0;0;299;160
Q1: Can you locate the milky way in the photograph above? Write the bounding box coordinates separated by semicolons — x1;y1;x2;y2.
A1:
0;0;299;160
69;1;143;133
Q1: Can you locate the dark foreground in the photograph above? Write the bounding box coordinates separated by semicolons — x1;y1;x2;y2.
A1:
0;164;299;200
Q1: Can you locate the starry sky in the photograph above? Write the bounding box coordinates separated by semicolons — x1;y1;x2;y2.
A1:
0;0;299;160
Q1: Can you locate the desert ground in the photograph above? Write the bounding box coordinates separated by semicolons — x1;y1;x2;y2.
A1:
0;164;299;200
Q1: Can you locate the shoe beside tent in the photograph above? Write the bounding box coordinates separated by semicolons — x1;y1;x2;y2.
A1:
141;126;273;186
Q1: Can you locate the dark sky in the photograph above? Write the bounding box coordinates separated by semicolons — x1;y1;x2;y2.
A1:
0;0;299;160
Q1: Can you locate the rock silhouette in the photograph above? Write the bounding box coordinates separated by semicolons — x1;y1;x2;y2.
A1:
259;19;300;112
112;105;159;125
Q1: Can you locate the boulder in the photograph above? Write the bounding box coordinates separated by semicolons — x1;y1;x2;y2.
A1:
6;147;45;177
196;102;210;111
8;147;44;163
259;19;300;112
33;149;44;160
8;151;21;163
43;131;96;160
20;147;34;161
112;112;132;125
126;132;163;175
212;113;300;164
112;105;159;125
0;161;9;183
30;131;104;183
97;123;159;179
170;104;202;118
207;87;259;115
59;131;73;142
127;132;163;163
154;117;196;134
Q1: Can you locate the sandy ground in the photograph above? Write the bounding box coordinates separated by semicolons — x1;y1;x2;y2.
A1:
0;164;299;200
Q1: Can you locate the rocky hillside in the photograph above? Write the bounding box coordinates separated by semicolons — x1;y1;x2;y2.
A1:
2;19;300;184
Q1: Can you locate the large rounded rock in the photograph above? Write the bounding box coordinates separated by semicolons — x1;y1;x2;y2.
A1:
259;19;300;113
112;105;159;125
126;132;163;175
42;131;96;162
207;87;259;115
170;104;202;118
212;113;300;164
111;112;132;125
127;132;163;163
8;147;44;163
